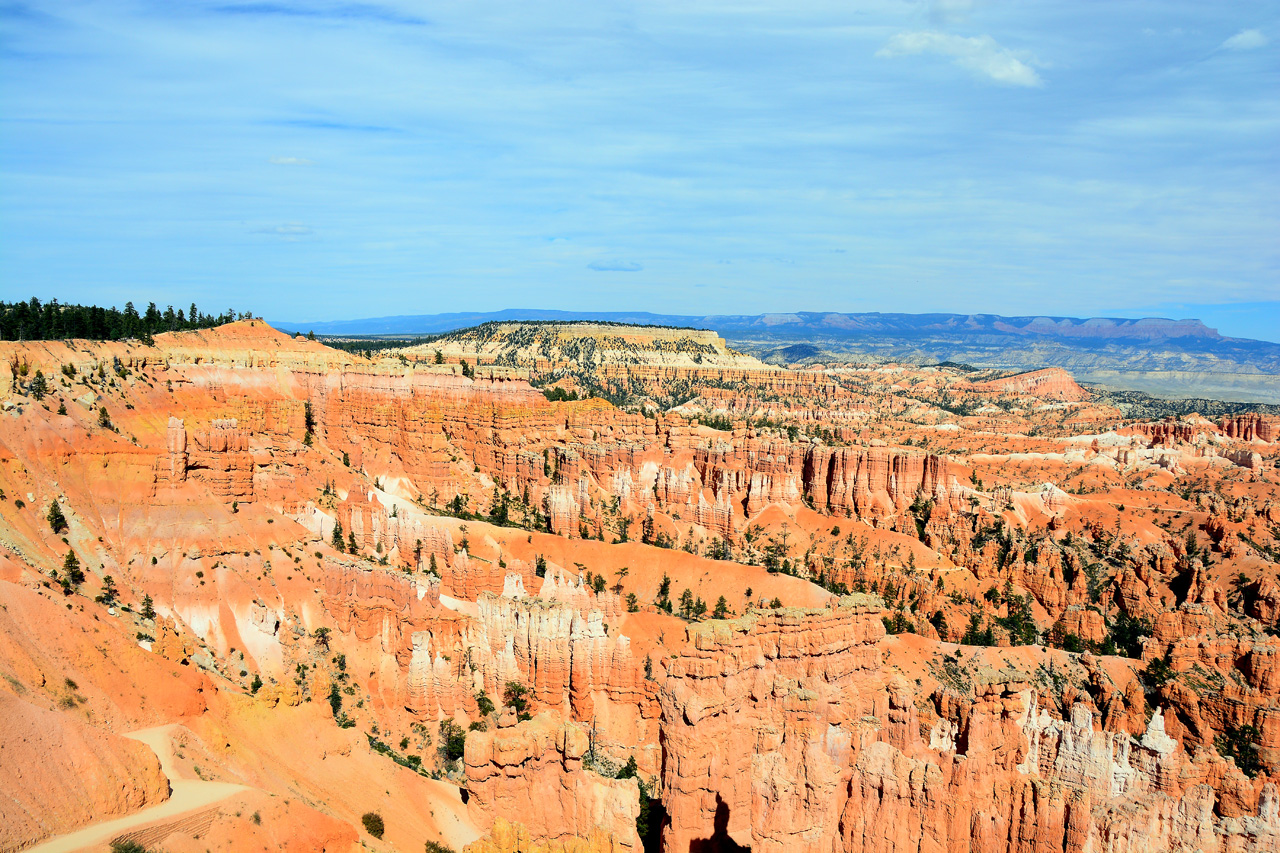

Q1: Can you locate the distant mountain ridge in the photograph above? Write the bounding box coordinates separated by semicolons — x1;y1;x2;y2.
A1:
273;309;1280;404
276;309;1229;342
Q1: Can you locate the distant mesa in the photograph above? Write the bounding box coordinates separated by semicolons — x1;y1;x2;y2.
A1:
275;309;1234;342
272;309;1280;403
410;320;765;376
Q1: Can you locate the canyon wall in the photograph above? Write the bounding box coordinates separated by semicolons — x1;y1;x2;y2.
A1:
465;712;642;850
657;600;1280;853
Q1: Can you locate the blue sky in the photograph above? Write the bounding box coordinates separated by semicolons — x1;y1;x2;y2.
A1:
2;1;1278;340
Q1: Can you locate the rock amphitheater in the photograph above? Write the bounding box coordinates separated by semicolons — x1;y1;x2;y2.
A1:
1;319;1279;852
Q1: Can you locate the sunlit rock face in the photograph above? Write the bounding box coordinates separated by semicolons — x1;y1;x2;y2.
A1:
1;320;1279;851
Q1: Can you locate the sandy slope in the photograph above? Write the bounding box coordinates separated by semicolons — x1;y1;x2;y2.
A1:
25;725;246;853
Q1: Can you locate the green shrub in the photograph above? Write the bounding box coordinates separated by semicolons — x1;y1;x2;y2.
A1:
361;811;385;839
110;841;150;853
1139;652;1175;691
1216;724;1264;778
960;612;995;647
503;681;531;720
440;718;467;762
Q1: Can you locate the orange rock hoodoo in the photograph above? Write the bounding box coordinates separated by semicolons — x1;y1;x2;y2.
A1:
465;712;642;850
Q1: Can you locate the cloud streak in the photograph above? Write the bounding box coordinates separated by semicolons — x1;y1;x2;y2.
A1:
0;0;1274;333
877;31;1043;87
210;2;427;26
588;260;643;272
268;118;397;133
255;223;314;238
1222;29;1268;51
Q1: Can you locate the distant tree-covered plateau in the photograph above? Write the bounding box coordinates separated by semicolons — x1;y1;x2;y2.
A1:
0;298;254;343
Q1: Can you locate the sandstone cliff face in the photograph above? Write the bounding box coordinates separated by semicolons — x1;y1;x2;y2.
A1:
658;597;887;852
406;587;656;753
465;817;632;853
1122;418;1210;448
214;353;971;551
1147;604;1280;764
840;684;1278;853
657;604;1280;853
464;712;641;850
152;416;254;500
323;560;439;644
278;363;962;543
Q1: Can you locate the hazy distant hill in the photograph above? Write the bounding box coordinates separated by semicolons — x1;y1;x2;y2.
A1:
275;309;1280;403
279;308;1228;340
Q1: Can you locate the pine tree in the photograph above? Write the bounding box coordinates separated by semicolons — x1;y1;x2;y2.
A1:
303;402;315;446
141;594;156;620
503;682;532;721
28;370;48;400
96;575;118;605
47;500;68;533
655;573;672;613
61;550;84;588
713;595;729;619
331;520;345;552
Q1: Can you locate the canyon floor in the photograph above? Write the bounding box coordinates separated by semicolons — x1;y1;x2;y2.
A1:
1;319;1279;852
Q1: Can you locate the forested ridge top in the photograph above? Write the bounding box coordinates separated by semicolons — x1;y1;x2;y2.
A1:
0;297;255;343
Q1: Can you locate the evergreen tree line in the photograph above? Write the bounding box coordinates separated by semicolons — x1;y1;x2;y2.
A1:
0;297;254;343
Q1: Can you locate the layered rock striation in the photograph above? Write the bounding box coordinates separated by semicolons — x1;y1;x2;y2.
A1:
465;712;641;850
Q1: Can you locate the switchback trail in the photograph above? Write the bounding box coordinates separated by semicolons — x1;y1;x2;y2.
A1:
25;724;247;853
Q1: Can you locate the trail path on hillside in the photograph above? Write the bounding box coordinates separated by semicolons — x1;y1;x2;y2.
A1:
26;724;247;853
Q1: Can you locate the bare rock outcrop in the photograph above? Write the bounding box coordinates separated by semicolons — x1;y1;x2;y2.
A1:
465;817;632;853
464;712;641;850
658;596;887;852
968;368;1090;401
407;592;653;749
659;603;1280;853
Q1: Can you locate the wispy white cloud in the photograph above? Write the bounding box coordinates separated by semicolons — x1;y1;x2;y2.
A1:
255;223;314;237
588;259;643;272
877;31;1043;87
269;156;314;165
211;3;428;27
1222;28;1268;51
1;0;1275;329
928;0;973;27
